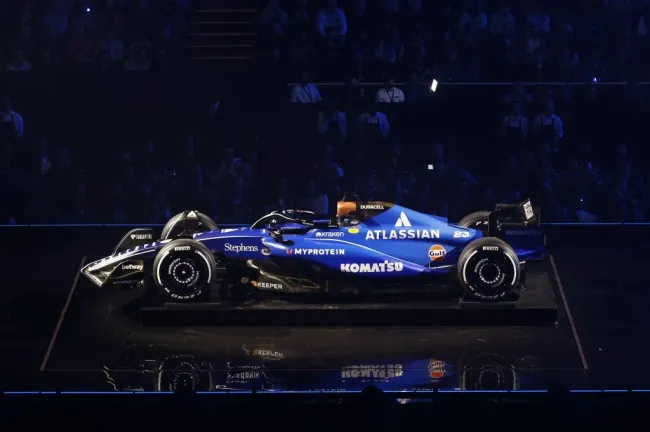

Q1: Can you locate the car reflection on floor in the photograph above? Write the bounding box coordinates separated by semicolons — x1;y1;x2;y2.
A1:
102;345;532;393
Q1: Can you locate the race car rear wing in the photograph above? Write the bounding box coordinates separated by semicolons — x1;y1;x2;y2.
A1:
488;199;540;236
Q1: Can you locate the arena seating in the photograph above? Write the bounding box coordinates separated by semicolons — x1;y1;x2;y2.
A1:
0;1;648;225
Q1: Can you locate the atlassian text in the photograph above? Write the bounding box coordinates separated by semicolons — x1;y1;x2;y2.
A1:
365;229;440;240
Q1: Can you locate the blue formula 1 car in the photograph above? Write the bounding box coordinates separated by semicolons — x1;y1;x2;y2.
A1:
82;194;544;303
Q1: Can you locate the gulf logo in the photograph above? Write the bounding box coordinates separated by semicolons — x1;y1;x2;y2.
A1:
428;245;446;261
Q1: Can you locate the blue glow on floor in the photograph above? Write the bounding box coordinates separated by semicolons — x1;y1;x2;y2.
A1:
2;222;650;228
3;389;643;395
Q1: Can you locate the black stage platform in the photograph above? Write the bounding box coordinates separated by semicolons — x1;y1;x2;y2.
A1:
35;255;581;392
140;266;557;327
1;225;649;392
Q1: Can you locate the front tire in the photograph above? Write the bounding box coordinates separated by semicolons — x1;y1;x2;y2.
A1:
457;237;521;301
153;239;217;302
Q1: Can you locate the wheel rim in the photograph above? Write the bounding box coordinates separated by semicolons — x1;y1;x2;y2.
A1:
159;357;202;392
157;249;211;300
478;261;501;285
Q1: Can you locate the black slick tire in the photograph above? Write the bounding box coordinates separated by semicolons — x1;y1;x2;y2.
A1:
457;237;521;301
153;238;217;302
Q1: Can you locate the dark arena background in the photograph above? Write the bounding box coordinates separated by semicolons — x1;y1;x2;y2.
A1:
1;0;650;429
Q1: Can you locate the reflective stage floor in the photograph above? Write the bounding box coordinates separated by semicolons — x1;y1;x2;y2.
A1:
0;225;648;391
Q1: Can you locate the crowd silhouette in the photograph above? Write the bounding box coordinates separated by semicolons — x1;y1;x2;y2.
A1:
1;0;649;225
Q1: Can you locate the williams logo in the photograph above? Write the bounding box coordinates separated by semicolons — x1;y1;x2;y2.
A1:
341;364;404;380
340;261;403;273
121;263;144;271
428;245;446;261
130;233;152;240
395;212;411;227
225;243;259;253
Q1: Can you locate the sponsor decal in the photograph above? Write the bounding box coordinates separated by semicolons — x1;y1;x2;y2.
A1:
482;246;499;251
221;228;241;233
340;261;404;273
315;231;344;238
505;229;540;236
130;233;152;240
226;363;263;382
522;200;534;220
395;211;411;227
360;204;385;210
250;349;284;359
261;247;271;256
226;366;262;381
428;245;446;261
174;246;191;251
113;279;141;285
428;360;446;379
453;230;470;238
341;364;404;380
225;243;259;253
292;249;345;256
348;228;360;234
285;249;293;255
92;240;170;265
251;281;283;290
121;263;144;271
167;291;201;301
365;229;440;240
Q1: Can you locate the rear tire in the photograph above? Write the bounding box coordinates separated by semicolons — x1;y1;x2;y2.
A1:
457;237;520;301
161;210;218;240
153;239;217;302
458;211;490;235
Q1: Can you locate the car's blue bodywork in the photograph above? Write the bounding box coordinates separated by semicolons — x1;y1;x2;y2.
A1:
82;202;545;292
